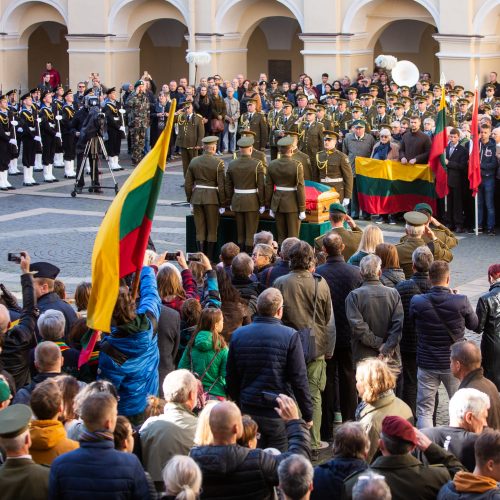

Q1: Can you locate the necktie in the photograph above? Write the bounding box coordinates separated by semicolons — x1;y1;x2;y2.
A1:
249;113;253;121
449;145;455;156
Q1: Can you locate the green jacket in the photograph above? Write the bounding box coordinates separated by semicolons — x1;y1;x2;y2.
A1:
178;330;228;397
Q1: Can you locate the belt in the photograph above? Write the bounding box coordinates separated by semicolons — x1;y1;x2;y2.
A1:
320;177;343;183
234;188;257;194
195;185;218;190
276;186;297;191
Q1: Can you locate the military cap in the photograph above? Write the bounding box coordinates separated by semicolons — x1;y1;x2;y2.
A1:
414;202;433;217
273;95;284;102
0;404;32;438
305;106;317;114
387;92;398;99
454;85;464;91
55;84;64;91
270;78;278;84
0;378;11;403
376;100;387;107
329;202;347;214
423;91;433;98
404;210;428;226
5;90;16;97
63;89;73;98
83;88;93;97
284;130;299;137
364;93;374;100
337;98;348;104
283;100;293;108
432;84;442;91
20;92;31;101
202;136;219;145
494;99;500;106
414;96;426;103
448;91;458;97
483;103;492;111
393;101;403;108
134;79;145;88
182;100;193;108
0;94;7;101
237;136;254;148
296;93;307;100
464;91;474;97
316;103;326;110
351;105;363;112
347;87;358;94
30;88;39;94
458;98;469;105
41;90;52;100
400;86;410;91
30;261;60;279
330;91;341;98
401;96;412;104
323;130;339;140
353;120;366;128
240;129;256;137
246;98;257;105
277;135;294;147
106;87;116;95
382;416;417;446
420;80;430;86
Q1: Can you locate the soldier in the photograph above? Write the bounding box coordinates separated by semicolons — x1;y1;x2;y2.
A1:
313;203;362;261
316;104;333;131
225;135;266;253
298;107;324;182
293;93;308;119
103;87;125;172
17;93;39;186
185;136;225;261
396;211;453;278
415;96;434;129
268;95;284;160
457;98;472;124
6;90;21;177
334;98;352;139
273;100;296;147
316;130;352;204
286;130;312;180
347;105;371;133
0;93;17;190
127;79;150;166
265;135;306;244
238;98;268;151
237;130;268;170
346;87;358;108
175;100;205;177
60;89;77;179
373;100;391;133
39;90;59;183
52;84;65;168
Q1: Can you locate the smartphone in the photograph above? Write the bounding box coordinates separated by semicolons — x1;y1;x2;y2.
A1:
186;252;201;262
165;252;180;261
7;252;21;263
261;391;279;406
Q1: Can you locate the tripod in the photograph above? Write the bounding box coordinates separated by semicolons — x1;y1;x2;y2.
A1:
71;135;119;197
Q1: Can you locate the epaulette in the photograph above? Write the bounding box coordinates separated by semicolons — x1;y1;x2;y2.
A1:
196;113;203;118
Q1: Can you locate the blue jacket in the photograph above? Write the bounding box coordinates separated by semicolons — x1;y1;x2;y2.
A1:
98;266;161;416
410;286;478;370
226;316;313;421
479;138;498;177
48;440;151;500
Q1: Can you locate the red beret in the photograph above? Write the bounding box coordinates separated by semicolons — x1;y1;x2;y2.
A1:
381;416;417;445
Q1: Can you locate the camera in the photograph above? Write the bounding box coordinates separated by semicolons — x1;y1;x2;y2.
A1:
165;252;180;261
7;252;22;263
84;95;100;110
186;253;201;262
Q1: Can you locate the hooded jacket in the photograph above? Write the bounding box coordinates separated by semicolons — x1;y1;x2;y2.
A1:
29;419;79;465
438;471;500;499
380;268;406;288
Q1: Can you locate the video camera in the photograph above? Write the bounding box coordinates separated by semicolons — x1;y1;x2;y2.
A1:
84;94;100;110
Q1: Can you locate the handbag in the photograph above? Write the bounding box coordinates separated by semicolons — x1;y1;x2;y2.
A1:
210;118;224;133
189;348;220;411
297;275;319;364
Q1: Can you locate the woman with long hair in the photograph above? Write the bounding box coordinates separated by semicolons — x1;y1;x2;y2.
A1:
375;243;405;288
162;455;202;500
348;225;384;267
178;308;228;400
194;85;211;135
209;85;227;154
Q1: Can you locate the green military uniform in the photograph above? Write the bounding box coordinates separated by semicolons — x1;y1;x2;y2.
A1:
185;136;226;257
316;131;353;200
127;81;150;166
239;101;268;150
334;105;352;136
267;102;283;161
266;136;306;244
235;130;268;171
225;136;266;251
298;108;324;182
175;102;205;176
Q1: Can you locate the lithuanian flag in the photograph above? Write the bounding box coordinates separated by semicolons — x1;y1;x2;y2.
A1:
355;157;437;214
86;100;177;333
428;85;448;198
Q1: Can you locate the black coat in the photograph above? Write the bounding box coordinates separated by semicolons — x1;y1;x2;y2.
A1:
316;256;362;349
477;282;500;391
157;305;180;395
190;419;310;500
395;272;432;354
446;143;469;188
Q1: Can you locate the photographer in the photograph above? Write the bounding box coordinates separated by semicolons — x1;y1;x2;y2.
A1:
0;251;38;391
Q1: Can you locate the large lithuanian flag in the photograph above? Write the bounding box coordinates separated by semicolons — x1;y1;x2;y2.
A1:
355;157;437;214
86;100;177;333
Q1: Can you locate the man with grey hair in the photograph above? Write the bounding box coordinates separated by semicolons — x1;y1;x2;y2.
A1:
420;388;490;471
253;230;274;247
396;246;434;416
278;454;314;500
261;236;300;287
140;369;198;491
346;254;404;364
227;287;313;451
352;472;391;500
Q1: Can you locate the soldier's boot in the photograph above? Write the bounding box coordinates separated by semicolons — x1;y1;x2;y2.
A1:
196;241;204;253
8;159;21;175
43;165;53;183
64;161;76;179
54;153;64;167
0;171;10;191
48;164;58;182
23;166;39;186
3;171;15;190
114;156;124;170
34;154;43;171
206;242;216;263
110;156;121;171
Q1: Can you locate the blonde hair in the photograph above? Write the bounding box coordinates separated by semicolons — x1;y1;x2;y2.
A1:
356;358;396;404
194;400;218;445
357;225;384;253
163;455;202;500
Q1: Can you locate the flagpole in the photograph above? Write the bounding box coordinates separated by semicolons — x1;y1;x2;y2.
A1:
475;196;479;236
440;72;448;218
474;75;479;237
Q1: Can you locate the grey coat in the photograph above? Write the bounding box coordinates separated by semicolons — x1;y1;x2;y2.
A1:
342;132;376;172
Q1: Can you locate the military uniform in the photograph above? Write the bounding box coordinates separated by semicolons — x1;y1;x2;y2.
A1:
0;100;15;190
314;226;362;261
176;104;205;176
127;81;150;166
334;108;352;136
266;137;306;244
185;136;226;259
39;96;59;182
18;96;39;186
267;106;283;160
60;93;77;178
52;95;65;167
103;92;123;169
239;109;268;150
291;147;312;182
298;110;324;182
225;137;266;251
316;148;353;200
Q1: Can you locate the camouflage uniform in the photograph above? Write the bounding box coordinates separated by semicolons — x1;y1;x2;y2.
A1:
127;91;150;165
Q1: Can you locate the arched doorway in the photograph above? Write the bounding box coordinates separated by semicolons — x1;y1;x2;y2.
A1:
373;20;439;80
28;22;68;88
247;16;303;82
139;19;189;84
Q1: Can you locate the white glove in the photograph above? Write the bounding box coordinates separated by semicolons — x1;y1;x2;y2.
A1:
259;206;265;214
189;204;193;210
119;126;126;133
75;131;80;137
269;210;275;218
11;120;18;126
9;139;17;146
34;136;42;142
342;198;350;207
55;132;62;139
229;205;233;212
17;127;23;133
219;208;226;215
299;211;306;220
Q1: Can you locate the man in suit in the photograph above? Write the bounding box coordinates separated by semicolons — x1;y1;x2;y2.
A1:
445;128;470;233
315;73;329;97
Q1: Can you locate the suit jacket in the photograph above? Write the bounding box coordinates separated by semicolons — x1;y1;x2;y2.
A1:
315;83;328;97
265;156;305;213
0;458;50;500
446;142;469;188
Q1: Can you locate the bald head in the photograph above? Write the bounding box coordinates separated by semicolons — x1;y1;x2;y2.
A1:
209;401;242;444
34;341;63;373
0;304;9;335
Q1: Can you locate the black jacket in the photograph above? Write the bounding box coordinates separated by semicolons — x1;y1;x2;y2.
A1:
316;256;362;348
259;260;290;288
190;419;310;500
226;316;313;421
396;272;432;354
476;282;500;391
479;138;498;177
446;143;469;188
158;305;180;396
0;274;38;390
231;277;260;317
12;372;60;405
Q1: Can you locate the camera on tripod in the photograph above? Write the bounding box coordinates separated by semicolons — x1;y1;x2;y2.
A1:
84;95;100;110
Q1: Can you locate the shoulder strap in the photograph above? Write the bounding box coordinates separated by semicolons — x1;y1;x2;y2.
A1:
264;267;273;288
310;275;319;328
100;340;129;366
425;296;459;342
199;350;219;382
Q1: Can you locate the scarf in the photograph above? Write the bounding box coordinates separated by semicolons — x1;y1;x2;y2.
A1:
355;389;394;421
79;427;114;443
372;142;391;160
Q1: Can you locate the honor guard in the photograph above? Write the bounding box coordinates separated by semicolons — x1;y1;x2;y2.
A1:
266;135;306;244
272;100;296;146
6;90;21;177
285;130;312;181
30;88;43;172
60;89;77;179
52;85;65;168
316;130;352;204
316;104;333;131
268;95;284;161
175;101;205;177
39;90;59;183
334;99;352;138
293;93;309;119
298;107;324;182
18;93;39;186
104;87;125;172
225;135;266;253
185;136;226;262
456;99;472;124
238;98;268;151
236;130;268;171
0;93;17;190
